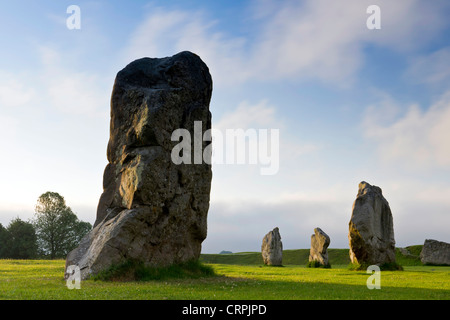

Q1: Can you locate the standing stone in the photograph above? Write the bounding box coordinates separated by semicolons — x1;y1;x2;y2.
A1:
348;181;396;266
309;227;330;266
65;51;213;280
420;239;450;265
261;227;283;266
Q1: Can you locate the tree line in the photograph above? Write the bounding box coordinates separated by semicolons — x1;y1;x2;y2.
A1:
0;192;92;259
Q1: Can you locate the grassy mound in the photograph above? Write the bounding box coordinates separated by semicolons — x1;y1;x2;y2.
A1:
201;246;423;268
395;245;423;266
92;259;216;282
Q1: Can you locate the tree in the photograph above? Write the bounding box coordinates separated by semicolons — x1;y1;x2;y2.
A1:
33;192;92;259
5;218;38;259
0;223;9;258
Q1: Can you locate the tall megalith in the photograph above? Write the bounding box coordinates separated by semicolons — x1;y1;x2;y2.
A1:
65;51;213;280
348;181;396;266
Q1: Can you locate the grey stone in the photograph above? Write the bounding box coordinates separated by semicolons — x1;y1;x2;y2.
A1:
261;227;283;266
420;239;450;265
65;51;213;280
309;227;330;266
348;181;396;265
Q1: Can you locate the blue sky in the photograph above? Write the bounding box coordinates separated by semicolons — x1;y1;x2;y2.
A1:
1;0;450;253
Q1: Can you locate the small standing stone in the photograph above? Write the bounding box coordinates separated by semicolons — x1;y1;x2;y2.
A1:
261;227;283;266
309;227;330;266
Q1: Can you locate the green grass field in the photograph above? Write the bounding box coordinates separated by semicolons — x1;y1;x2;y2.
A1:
0;247;448;300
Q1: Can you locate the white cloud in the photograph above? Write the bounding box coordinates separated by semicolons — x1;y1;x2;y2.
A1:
123;0;449;87
38;45;110;118
46;73;108;117
0;114;19;151
360;0;449;50
123;7;248;87
214;100;281;131
364;90;450;169
210;100;284;201
0;72;35;108
249;0;449;83
248;0;365;84
209;99;321;202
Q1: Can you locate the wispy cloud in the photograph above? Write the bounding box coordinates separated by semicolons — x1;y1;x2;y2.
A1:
364;90;450;170
214;100;281;131
0;72;35;108
123;0;449;87
405;47;450;87
38;45;110;118
123;7;248;87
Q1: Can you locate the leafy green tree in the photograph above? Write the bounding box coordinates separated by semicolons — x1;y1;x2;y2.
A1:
0;223;9;258
5;218;38;259
33;192;92;259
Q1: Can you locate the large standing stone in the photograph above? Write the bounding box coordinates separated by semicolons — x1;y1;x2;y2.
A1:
420;239;450;265
309;227;330;266
65;51;213;280
348;181;396;266
261;227;283;266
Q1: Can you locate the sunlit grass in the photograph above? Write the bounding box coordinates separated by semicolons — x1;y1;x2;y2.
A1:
0;260;448;300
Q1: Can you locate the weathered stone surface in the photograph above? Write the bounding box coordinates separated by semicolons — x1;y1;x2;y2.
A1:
261;227;283;266
348;181;396;265
309;227;330;266
65;51;213;280
420;239;450;265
